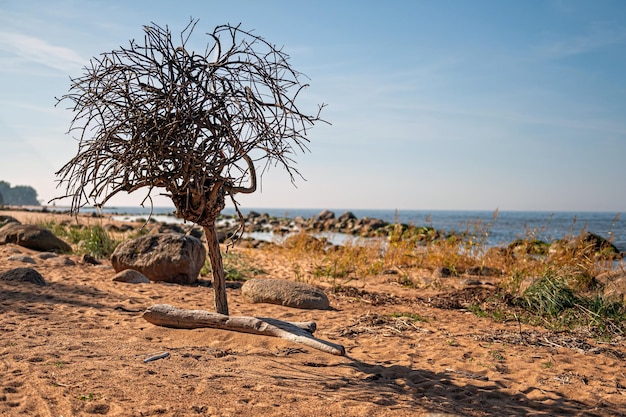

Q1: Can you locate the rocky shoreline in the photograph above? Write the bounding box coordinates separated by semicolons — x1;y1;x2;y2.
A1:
232;209;440;240
3;206;623;259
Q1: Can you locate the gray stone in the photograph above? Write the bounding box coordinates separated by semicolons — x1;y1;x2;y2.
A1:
337;211;357;222
0;267;46;285
0;223;72;253
242;278;330;310
460;279;483;286
465;266;502;277
82;254;101;265
110;233;205;284
316;209;335;221
0;215;19;228
45;256;76;266
7;255;36;264
432;267;454;278
112;269;151;284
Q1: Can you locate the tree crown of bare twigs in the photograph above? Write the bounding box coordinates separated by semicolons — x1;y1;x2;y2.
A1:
54;19;326;227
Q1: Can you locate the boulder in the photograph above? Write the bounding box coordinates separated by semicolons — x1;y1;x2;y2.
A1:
337;211;357;222
0;215;19;228
317;210;335;221
0;223;72;253
112;269;151;284
283;234;327;251
110;233;205;284
506;239;550;256
0;267;46;285
550;232;621;260
241;278;330;310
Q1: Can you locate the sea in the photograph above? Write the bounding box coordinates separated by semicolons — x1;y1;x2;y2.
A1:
63;206;626;252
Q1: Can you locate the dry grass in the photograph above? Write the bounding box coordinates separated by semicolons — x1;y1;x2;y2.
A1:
24;212;626;339
256;213;625;339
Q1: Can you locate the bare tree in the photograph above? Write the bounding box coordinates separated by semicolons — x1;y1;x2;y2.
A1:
55;20;326;315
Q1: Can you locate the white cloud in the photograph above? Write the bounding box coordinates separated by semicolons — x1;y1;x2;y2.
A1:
0;31;85;73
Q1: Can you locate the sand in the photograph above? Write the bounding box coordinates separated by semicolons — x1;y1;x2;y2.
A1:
1;210;625;417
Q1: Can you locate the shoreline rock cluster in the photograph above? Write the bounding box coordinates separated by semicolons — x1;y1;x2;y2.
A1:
2;207;623;259
223;209;623;259
1;208;624;304
227;209;441;241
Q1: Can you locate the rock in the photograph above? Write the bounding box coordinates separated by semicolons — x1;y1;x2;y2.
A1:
110;233;206;284
236;238;274;249
5;246;22;254
358;217;388;234
283;234;327;251
241;278;330;310
0;215;19;228
460;279;486;286
422;414;464;417
465;266;502;277
432;267;454;278
112;269;151;284
550;232;621;260
506;239;549;256
337;211;357;222
37;252;58;260
578;232;619;253
0;267;46;285
82;254;101;265
104;223;135;233
153;223;186;234
187;226;204;240
0;223;72;253
45;257;76;266
7;255;36;264
316;209;335;221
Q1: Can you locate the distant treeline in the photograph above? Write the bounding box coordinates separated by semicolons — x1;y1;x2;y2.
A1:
0;181;40;206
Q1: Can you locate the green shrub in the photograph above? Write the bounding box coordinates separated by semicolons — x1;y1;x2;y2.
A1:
519;274;577;318
77;225;118;258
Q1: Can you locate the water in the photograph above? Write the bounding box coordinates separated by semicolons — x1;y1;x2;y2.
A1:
60;206;625;251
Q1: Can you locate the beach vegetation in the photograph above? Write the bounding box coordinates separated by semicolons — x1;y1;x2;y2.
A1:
36;220;121;258
266;211;625;340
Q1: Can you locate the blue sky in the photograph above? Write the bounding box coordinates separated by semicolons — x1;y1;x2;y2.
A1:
1;0;625;211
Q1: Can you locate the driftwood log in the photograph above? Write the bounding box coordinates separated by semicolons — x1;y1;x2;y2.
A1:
143;304;345;356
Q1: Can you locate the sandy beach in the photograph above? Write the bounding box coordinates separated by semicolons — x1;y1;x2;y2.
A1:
1;209;625;417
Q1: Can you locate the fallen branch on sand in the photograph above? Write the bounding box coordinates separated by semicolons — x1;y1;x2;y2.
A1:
142;304;346;356
143;352;170;363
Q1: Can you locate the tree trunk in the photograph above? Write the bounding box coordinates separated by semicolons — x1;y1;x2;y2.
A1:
203;224;229;315
143;304;345;356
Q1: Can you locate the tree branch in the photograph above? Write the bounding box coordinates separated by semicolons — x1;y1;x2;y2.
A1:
143;304;345;356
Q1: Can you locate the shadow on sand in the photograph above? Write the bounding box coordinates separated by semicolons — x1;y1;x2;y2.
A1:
325;355;618;416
